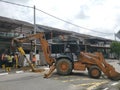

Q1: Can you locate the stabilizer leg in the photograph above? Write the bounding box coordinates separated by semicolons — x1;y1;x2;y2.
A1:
44;63;56;78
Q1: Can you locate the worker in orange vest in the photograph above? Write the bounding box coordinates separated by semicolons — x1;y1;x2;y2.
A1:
32;55;36;67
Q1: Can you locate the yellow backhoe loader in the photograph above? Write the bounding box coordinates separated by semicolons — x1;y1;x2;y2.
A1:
12;33;120;81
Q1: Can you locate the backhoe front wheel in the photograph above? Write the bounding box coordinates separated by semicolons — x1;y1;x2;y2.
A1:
88;66;101;79
56;58;72;75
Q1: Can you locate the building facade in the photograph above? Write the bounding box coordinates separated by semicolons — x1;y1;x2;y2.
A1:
0;16;114;66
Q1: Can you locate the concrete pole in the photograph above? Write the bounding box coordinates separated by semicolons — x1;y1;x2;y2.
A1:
114;33;116;41
34;5;36;54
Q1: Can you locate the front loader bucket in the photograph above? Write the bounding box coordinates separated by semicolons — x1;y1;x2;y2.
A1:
107;69;120;81
105;64;120;81
109;72;120;81
94;52;120;81
79;52;120;81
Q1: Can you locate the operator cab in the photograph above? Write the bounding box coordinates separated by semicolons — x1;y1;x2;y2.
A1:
51;40;80;61
63;40;80;61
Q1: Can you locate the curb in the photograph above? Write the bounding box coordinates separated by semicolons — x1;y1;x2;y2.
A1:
0;72;8;76
0;70;24;76
16;70;24;74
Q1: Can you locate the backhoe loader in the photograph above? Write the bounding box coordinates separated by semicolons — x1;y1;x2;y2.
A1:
12;32;120;81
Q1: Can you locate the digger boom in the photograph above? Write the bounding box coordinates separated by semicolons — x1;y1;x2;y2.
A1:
12;33;54;66
12;33;55;73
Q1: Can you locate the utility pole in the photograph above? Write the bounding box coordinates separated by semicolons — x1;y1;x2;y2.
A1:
114;33;116;41
34;5;36;54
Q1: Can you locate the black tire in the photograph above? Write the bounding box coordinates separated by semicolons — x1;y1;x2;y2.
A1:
56;58;72;75
88;66;101;79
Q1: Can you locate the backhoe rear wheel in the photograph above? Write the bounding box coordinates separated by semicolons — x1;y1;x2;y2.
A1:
56;58;72;75
88;66;101;79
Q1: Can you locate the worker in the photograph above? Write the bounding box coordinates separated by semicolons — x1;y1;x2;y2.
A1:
13;53;19;68
6;54;13;72
1;53;6;71
64;44;73;59
32;55;36;67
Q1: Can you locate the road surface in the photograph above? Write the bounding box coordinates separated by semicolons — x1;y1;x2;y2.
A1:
0;60;119;90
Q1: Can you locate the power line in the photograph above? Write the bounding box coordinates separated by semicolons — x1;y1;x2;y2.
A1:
0;0;113;35
36;8;113;35
0;0;33;8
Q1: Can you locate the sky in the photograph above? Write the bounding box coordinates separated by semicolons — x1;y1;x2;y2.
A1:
0;0;120;40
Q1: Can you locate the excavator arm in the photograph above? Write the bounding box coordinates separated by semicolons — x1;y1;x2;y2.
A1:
12;33;55;75
12;33;54;65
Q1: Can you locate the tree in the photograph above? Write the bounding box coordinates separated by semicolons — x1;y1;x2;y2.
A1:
110;41;120;59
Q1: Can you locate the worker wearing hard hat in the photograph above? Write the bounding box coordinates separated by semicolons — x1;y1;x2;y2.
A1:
6;54;13;72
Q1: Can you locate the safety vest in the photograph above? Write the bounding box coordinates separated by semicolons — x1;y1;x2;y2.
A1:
7;56;13;62
32;57;36;62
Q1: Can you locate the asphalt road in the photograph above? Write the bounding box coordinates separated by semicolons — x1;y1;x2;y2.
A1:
0;60;119;90
0;72;81;90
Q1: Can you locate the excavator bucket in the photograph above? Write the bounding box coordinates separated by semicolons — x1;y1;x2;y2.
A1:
17;47;45;73
24;55;45;73
12;33;53;74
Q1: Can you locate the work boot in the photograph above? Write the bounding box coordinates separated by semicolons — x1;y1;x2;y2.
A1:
2;65;5;69
8;67;11;72
5;67;9;72
16;65;18;69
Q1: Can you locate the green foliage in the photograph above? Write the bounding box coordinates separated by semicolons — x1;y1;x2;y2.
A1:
111;41;120;59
